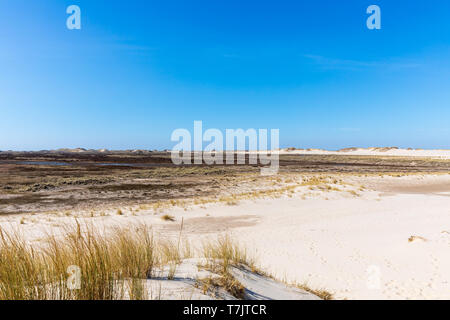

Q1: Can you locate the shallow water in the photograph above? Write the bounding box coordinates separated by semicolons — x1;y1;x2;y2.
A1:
17;161;71;166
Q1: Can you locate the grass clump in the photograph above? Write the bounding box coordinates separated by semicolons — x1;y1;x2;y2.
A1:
198;273;245;299
161;214;175;222
198;235;251;299
0;222;181;300
0;223;330;300
202;234;253;274
295;283;334;300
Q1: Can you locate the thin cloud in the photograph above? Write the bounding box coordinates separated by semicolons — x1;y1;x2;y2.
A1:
303;54;421;71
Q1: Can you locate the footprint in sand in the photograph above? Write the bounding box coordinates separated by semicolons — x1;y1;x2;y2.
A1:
438;230;450;245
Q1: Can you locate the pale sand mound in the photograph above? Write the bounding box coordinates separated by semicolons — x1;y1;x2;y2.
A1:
281;147;450;158
135;259;319;300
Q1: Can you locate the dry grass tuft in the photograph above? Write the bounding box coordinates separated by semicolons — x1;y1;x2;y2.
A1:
0;223;329;300
161;214;175;222
296;283;334;300
198;273;245;299
408;235;427;243
0;222;183;300
202;234;253;274
197;234;252;299
0;223;257;300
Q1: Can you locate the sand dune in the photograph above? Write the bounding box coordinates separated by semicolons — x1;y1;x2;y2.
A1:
281;147;450;159
2;173;449;299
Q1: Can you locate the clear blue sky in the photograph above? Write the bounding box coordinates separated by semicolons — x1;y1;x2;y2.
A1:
1;0;450;150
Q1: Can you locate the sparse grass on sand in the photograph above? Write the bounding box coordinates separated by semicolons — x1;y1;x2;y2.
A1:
0;223;329;300
0;223;272;300
0;222;159;300
195;235;251;299
295;283;333;300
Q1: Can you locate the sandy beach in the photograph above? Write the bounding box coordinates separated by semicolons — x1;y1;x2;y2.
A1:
1;151;449;300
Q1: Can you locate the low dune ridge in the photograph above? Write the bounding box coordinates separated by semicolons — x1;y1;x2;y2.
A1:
281;147;450;158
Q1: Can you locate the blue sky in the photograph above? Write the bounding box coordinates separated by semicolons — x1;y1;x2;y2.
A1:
1;0;450;150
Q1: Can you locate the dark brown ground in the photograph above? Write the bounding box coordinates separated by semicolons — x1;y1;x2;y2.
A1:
1;150;449;215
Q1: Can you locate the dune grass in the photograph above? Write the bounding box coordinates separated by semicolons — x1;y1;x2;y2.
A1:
0;222;182;300
0;223;329;300
202;234;253;274
197;234;251;299
0;223;257;300
295;283;334;300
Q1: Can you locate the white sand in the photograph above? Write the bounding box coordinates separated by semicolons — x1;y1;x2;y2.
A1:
280;147;450;159
223;194;449;299
2;174;449;300
147;174;450;299
140;259;319;300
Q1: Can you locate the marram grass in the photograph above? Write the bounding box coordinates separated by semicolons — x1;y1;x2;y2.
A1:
0;222;251;300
